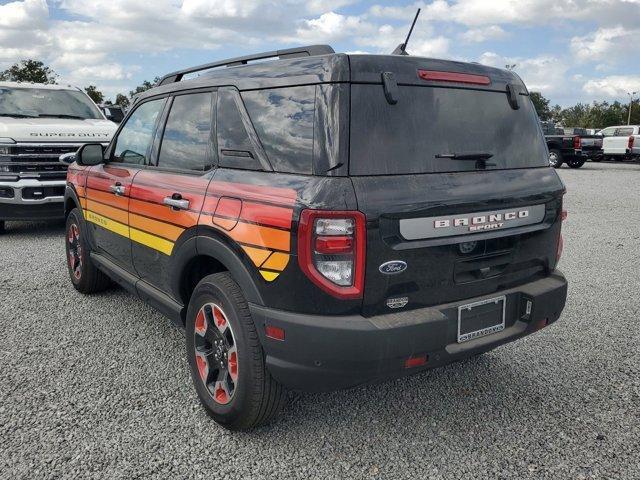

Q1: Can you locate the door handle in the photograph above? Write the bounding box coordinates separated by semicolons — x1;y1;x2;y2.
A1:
109;183;125;196
163;194;190;210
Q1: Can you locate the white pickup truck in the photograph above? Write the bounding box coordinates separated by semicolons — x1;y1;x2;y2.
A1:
0;82;117;232
600;125;640;160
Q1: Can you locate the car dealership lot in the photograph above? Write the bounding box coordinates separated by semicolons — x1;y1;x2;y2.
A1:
1;162;638;480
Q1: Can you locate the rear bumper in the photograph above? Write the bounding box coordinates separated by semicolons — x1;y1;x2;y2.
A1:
0;178;65;220
251;272;568;392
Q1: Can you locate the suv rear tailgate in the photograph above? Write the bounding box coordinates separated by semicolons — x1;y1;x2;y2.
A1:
353;169;564;316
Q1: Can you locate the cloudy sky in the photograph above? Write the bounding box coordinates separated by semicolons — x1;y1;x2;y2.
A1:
1;0;639;105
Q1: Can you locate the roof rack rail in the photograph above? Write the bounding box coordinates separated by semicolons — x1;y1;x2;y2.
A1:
156;45;335;86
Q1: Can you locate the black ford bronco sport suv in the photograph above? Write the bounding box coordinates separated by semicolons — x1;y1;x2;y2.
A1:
63;45;568;430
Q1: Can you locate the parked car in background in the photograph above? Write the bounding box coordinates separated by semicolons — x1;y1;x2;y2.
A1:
562;127;603;162
600;125;640;160
0;82;116;232
63;45;568;429
98;104;125;124
541;122;585;168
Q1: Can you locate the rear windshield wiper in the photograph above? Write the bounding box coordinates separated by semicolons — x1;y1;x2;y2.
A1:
435;152;494;161
37;114;88;120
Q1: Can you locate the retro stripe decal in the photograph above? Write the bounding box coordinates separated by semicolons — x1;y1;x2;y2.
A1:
78;174;297;281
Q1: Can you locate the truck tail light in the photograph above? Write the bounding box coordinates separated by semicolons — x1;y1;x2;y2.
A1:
573;136;581;149
628;136;635;150
298;210;366;299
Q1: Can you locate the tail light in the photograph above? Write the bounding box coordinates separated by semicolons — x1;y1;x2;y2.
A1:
298;210;366;299
573;136;581;149
557;208;567;264
628;136;635;150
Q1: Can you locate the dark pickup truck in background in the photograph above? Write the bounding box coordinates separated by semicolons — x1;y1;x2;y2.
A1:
540;122;602;168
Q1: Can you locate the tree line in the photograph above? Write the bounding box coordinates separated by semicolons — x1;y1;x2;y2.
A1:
0;59;158;109
2;59;638;127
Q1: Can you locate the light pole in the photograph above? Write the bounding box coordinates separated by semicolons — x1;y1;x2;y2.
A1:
627;91;637;125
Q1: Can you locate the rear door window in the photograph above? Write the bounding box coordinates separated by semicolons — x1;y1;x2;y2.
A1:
112;99;165;165
158;92;214;171
242;86;315;174
349;85;549;175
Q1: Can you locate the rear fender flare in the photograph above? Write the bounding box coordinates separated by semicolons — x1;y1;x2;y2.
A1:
171;229;264;307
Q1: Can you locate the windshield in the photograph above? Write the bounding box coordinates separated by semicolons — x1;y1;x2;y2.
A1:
349;85;549;175
0;87;103;120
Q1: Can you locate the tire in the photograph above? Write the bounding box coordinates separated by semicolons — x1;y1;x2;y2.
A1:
186;272;286;430
549;149;563;168
0;220;5;234
65;208;111;293
567;158;586;168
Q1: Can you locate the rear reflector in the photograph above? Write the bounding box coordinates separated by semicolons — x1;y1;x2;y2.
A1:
418;69;491;85
404;354;428;369
265;325;285;341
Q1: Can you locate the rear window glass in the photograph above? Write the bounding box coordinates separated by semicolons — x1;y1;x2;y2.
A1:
349;85;549;175
158;92;213;171
242;86;315;174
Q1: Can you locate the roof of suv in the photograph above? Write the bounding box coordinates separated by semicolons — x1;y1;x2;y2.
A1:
137;44;526;104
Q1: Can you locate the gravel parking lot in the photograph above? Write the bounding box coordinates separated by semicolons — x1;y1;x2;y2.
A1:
1;161;639;480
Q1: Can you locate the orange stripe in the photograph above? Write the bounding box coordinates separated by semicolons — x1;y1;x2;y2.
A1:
86;199;128;224
261;252;289;271
129;213;184;242
227;221;290;252
240;202;293;230
129;198;199;228
85;187;128;211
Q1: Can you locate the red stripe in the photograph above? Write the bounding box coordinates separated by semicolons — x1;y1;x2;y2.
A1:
209;181;297;207
240;202;292;230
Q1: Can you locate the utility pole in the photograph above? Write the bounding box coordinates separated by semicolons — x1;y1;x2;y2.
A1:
627;91;637;125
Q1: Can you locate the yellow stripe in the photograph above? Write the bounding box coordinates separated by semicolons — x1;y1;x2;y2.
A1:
84;210;130;238
130;228;174;256
259;270;280;281
261;252;289;271
84;209;174;256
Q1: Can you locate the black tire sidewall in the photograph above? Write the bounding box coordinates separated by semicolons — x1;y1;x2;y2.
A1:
65;209;87;287
549;149;563;168
185;275;261;427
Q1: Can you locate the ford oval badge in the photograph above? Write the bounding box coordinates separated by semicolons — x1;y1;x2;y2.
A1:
379;260;407;275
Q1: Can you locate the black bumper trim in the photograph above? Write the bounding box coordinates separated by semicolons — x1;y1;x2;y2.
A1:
250;272;568;391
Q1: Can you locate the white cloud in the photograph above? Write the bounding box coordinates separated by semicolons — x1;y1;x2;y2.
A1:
479;51;571;95
460;25;508;43
583;75;640;98
571;27;640;63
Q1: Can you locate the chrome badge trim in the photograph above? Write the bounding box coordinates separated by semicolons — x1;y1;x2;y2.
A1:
399;204;546;240
379;260;407;275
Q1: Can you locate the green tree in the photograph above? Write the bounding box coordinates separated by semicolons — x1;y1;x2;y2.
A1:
129;77;160;98
0;59;58;84
84;85;104;104
115;93;130;109
529;92;551;120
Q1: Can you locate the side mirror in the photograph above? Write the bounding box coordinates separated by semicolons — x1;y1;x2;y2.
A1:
76;143;105;166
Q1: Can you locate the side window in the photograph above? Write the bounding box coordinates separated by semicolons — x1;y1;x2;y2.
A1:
600;128;615;137
615;127;633;136
158;92;214;171
112;99;164;165
242;86;315;174
217;89;263;170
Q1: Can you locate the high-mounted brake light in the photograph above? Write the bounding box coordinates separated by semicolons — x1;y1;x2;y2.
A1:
628;136;635;150
573;136;581;149
418;70;491;85
298;210;366;299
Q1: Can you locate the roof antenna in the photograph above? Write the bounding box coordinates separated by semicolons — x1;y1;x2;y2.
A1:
392;8;421;55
